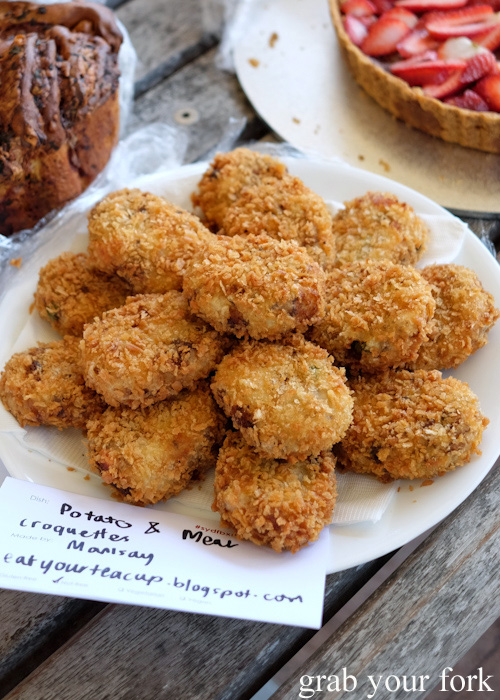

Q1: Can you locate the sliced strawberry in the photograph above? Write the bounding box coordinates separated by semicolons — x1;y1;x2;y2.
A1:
343;14;369;44
426;5;495;25
358;14;378;27
460;50;497;84
401;48;439;62
382;7;419;27
425;6;496;40
475;74;500;110
391;57;466;83
417;11;459;31
445;89;490;109
417;11;444;27
428;19;499;39
371;0;395;13
361;16;411;54
423;67;464;96
468;0;500;10
475;22;500;50
341;0;377;16
396;28;440;56
395;0;466;10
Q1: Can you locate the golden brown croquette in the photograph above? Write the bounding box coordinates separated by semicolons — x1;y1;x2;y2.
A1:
87;188;212;293
407;264;499;370
87;385;225;506
336;369;488;481
310;260;435;372
333;191;428;266
192;148;288;229
0;337;104;429
81;292;226;409
219;176;336;268
183;232;326;340
213;432;337;553
211;336;353;460
35;252;130;336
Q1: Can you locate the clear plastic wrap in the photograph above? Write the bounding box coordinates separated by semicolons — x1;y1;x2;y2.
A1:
215;0;253;72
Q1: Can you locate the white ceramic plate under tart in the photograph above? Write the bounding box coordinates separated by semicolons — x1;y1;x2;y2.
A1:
233;0;500;214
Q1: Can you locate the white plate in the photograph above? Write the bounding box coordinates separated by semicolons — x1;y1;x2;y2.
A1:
233;0;500;213
0;159;499;575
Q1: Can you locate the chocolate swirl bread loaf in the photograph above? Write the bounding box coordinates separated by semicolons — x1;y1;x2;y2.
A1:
0;1;123;236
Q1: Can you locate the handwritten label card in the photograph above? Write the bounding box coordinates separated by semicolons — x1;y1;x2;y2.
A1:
0;477;329;628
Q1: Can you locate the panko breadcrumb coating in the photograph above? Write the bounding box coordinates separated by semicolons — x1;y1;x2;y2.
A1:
333;192;428;266
82;292;226;409
211;336;353;460
407;265;499;370
35;252;130;336
87;188;212;293
0;337;103;429
183;233;326;340
336;369;488;481
87;385;225;505
310;260;435;372
192;148;288;229
213;432;337;553
219;176;336;268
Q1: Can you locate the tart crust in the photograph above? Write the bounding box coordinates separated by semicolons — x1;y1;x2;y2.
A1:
329;0;500;154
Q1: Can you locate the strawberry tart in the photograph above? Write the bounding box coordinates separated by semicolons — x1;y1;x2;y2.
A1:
329;0;500;152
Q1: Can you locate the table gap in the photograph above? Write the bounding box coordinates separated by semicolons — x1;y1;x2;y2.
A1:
134;32;220;99
248;529;435;700
106;0;132;10
0;601;107;700
216;555;394;700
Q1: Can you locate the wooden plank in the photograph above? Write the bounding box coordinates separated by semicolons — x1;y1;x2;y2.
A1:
0;591;104;697
116;0;223;88
270;457;500;700
3;561;390;700
426;618;500;700
129;49;263;164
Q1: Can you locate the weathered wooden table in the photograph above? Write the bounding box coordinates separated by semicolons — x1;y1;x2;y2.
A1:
1;2;500;698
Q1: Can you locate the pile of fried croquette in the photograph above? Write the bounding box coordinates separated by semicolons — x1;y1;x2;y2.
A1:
1;148;498;554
